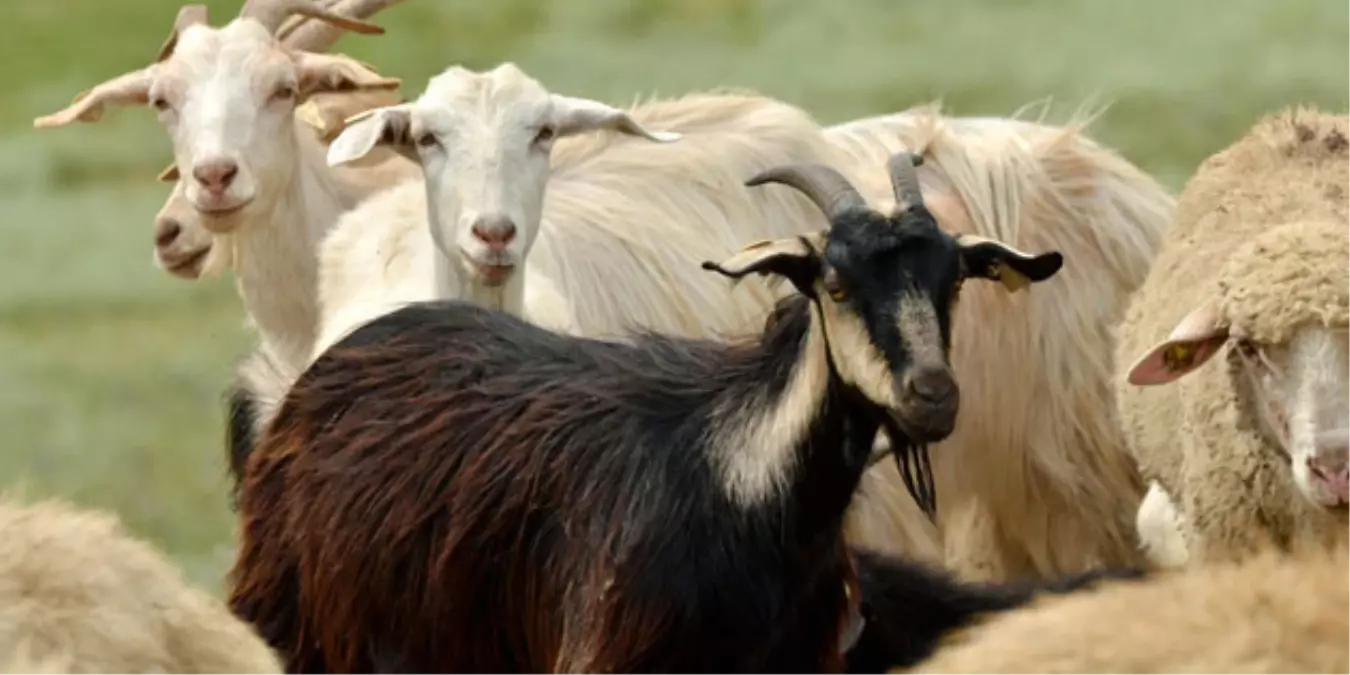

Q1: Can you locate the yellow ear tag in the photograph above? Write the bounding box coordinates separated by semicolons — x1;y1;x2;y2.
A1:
1163;343;1196;371
996;262;1031;293
294;100;327;134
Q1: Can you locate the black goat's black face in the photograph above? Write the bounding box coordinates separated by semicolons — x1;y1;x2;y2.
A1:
703;153;1064;444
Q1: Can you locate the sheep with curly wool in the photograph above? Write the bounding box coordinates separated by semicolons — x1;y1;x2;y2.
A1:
1116;106;1350;568
0;495;281;673
899;543;1349;674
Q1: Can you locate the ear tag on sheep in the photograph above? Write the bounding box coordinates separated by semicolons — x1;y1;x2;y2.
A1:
995;262;1031;293
1163;343;1197;371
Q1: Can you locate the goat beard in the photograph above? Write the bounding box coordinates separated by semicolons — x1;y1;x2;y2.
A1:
877;415;937;523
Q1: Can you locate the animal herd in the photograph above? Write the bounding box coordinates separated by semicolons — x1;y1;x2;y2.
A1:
5;0;1347;672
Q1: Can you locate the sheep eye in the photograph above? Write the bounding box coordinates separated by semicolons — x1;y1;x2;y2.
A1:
533;125;556;146
1235;338;1260;360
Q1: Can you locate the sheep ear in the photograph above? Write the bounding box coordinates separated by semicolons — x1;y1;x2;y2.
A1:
547;94;682;143
1126;299;1229;386
326;105;414;166
701;234;822;295
955;234;1064;293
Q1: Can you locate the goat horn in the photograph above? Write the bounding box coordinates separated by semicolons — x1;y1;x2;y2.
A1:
886;151;927;213
240;0;384;38
276;0;403;52
155;4;210;62
746;164;868;220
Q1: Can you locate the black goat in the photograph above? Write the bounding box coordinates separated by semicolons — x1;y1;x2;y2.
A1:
229;152;1065;672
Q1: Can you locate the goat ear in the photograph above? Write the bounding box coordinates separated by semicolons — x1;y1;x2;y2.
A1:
327;105;414;166
294;52;401;99
955;233;1063;293
157;164;180;182
547;94;682;143
701;235;820;294
1126;298;1229;386
33;69;155;128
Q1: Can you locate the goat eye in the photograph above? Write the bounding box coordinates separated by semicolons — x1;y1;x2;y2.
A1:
416;133;438;149
271;85;297;102
150;97;171;112
822;270;847;302
533;125;556;146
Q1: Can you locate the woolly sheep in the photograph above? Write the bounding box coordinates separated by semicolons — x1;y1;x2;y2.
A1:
32;0;416;373
0;495;281;673
1116;107;1350;567
899;544;1350;674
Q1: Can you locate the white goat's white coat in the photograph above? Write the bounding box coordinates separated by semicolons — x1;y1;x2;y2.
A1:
34;3;416;375
312;64;850;360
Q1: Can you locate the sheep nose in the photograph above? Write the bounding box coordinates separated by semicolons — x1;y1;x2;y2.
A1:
1308;430;1350;504
193;159;239;195
905;365;957;405
471;215;517;251
155;218;182;248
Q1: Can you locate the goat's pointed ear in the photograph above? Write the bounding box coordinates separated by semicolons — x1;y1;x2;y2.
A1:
547;94;682;143
157;164;180;182
1126;298;1229;386
327;105;414;166
955;233;1063;293
33;68;155;128
293;52;401;99
702;234;821;294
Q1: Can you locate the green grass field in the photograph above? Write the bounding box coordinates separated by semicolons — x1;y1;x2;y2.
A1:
2;0;1346;593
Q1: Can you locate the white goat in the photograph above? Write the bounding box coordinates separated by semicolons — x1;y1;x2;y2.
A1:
312;64;870;361
33;0;417;374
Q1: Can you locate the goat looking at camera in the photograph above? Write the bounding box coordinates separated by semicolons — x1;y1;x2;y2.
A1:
228;152;1064;672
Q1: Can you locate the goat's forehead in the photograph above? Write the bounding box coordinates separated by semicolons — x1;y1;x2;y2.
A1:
166;21;286;76
419;67;550;118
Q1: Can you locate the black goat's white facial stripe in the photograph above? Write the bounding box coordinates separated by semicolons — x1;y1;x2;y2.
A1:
819;288;900;410
711;315;830;507
897;291;944;367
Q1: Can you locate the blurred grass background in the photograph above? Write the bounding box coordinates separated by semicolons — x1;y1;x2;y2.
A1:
1;0;1346;592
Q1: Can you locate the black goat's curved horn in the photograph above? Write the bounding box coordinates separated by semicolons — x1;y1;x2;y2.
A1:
886;151;927;213
746;163;868;220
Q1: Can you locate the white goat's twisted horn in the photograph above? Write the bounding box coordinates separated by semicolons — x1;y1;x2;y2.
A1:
155;4;211;62
239;0;384;38
276;0;405;52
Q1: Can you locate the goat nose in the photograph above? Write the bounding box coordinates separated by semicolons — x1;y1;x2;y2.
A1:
1313;430;1349;472
471;216;518;248
905;366;956;404
193;159;239;194
155;218;182;247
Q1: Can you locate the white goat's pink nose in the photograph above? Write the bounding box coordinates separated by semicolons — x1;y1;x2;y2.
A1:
193;159;239;195
471;215;517;252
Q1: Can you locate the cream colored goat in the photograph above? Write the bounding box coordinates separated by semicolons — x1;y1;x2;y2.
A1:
0;495;281;673
33;0;418;375
311;65;851;358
